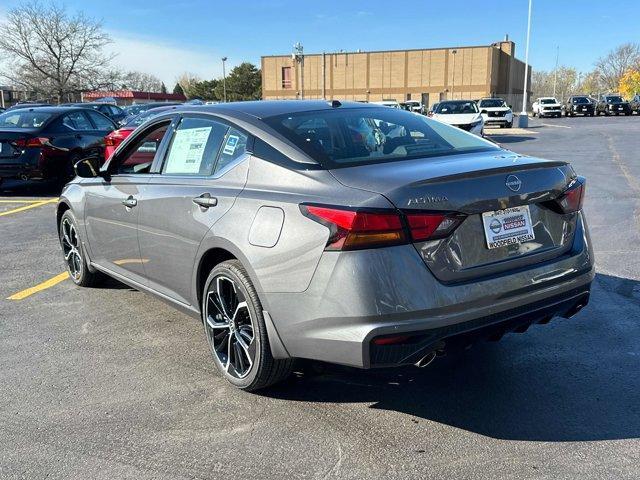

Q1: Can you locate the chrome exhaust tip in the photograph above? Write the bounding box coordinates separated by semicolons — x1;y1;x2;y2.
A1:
414;351;437;368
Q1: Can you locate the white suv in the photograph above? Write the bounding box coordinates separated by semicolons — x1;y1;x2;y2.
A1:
532;97;562;118
477;98;513;128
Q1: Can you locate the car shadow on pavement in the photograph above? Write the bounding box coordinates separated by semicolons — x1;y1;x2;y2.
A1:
0;179;63;197
486;135;537;144
264;273;640;442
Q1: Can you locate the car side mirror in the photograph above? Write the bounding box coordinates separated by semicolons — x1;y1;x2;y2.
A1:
74;156;101;178
508;104;513;109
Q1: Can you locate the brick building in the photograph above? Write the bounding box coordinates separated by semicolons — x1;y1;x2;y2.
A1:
261;38;531;108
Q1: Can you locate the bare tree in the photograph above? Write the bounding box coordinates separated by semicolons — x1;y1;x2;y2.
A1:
120;71;164;92
595;43;640;91
0;2;116;102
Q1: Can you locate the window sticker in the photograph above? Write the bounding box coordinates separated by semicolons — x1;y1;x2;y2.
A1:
222;135;239;156
164;126;212;174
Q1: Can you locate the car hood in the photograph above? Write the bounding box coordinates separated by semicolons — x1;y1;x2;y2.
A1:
432;113;481;125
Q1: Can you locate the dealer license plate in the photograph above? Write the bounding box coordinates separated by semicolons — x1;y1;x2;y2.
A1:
482;206;535;250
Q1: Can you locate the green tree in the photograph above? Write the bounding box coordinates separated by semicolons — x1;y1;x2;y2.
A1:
222;62;262;101
172;82;184;96
188;79;221;101
160;82;167;94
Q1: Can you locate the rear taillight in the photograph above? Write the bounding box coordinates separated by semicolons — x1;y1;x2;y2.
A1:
550;177;586;214
405;213;464;241
105;130;126;147
12;137;49;148
301;205;406;250
300;204;465;251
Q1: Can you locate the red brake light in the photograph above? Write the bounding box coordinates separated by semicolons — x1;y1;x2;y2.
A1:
406;213;464;241
105;130;126;147
301;205;406;250
553;177;586;214
12;137;49;148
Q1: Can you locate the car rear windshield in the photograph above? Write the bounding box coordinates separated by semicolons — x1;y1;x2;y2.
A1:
607;96;623;103
262;107;498;169
540;99;557;104
478;99;506;108
435;101;479;114
572;97;590;104
0;111;52;128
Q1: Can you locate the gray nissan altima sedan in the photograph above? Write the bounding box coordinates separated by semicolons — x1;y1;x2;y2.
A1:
57;100;594;391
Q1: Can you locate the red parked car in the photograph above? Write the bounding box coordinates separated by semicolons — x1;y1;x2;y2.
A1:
104;105;180;160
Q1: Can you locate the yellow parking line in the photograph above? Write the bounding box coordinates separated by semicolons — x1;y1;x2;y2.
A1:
0;199;56;203
7;272;70;300
0;198;58;217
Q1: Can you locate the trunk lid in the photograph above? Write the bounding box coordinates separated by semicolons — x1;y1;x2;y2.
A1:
330;150;577;282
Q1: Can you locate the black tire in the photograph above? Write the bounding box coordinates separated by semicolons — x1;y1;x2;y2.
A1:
506;121;513;128
202;259;294;391
59;210;102;287
532;111;536;117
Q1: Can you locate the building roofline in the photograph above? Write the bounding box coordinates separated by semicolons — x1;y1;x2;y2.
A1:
261;41;514;59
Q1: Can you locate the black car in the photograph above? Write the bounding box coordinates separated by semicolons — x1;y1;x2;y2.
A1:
596;95;631;116
0;107;116;183
63;102;127;124
630;94;640;115
564;96;595;116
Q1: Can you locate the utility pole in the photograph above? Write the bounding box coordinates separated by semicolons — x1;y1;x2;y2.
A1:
221;57;228;102
518;0;533;128
552;45;559;98
451;50;458;100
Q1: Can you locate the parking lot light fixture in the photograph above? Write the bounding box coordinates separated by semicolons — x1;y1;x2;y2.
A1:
518;0;533;128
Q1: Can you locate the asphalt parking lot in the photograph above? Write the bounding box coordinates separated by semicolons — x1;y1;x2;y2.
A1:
1;115;639;479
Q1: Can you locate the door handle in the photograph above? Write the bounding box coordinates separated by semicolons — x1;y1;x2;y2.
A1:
122;196;137;208
193;193;218;209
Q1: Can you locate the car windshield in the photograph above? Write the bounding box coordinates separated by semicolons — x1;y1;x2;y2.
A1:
263;107;497;169
435;101;479;114
572;97;589;104
540;99;557;104
479;99;506;108
0;111;52;128
607;96;623;103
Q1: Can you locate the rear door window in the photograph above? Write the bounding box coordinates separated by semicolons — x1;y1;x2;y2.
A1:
62;111;93;131
161;117;228;176
86;111;114;131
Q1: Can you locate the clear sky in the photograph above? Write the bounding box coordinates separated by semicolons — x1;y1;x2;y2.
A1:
1;0;637;86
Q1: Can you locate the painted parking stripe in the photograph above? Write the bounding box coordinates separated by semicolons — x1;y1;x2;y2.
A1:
0;198;58;217
7;272;69;300
0;199;54;203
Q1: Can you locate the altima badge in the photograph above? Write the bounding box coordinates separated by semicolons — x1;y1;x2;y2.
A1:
505;175;522;192
407;195;448;206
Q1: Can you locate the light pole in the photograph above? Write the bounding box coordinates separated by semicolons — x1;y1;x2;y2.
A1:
293;42;304;99
552;45;559;98
451;50;458;100
221;57;228;102
518;0;533;128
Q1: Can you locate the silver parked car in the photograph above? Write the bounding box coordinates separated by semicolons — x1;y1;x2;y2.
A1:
57;101;594;391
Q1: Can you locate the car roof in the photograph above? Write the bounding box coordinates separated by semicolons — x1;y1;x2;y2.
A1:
6;106;106;115
175;100;379;119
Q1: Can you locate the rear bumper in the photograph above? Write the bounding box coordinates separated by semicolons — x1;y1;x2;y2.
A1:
0;150;45;180
264;212;594;368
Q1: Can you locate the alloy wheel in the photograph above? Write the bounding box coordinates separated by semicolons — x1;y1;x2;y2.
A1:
61;218;83;281
204;275;256;379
